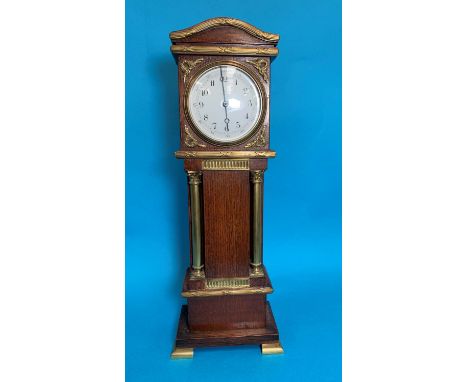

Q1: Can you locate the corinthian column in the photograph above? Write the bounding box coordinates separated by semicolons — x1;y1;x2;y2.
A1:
187;171;203;277
250;170;264;276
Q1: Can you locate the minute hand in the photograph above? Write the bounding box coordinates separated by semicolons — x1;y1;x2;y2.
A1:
220;67;229;132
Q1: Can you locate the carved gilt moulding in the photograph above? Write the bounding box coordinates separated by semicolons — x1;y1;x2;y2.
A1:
174;150;276;159
171;45;278;57
169;17;280;43
181;286;273;298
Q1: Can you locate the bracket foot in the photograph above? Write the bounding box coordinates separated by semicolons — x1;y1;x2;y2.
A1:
171;347;194;359
261;341;284;355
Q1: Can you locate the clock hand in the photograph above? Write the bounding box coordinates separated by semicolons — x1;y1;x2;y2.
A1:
220;67;229;132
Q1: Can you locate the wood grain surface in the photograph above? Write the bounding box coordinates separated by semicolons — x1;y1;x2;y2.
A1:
203;170;250;278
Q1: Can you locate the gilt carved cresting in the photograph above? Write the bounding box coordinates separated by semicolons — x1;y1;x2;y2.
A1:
169;17;280;42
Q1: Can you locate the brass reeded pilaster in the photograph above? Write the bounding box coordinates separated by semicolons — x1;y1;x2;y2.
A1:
250;170;264;276
187;171;203;277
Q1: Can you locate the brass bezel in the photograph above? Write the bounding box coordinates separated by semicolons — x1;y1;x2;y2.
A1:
183;60;267;147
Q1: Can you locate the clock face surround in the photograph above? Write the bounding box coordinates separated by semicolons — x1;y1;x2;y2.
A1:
185;61;265;145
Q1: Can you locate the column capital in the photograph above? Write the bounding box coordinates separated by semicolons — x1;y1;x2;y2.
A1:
187;171;202;185
250;170;264;183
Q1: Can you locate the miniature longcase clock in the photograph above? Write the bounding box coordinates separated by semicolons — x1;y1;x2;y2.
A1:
169;17;283;359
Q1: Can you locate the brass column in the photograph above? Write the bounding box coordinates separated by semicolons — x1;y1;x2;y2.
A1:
250;170;264;276
187;171;203;277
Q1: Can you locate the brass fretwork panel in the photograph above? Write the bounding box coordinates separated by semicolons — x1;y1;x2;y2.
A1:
206;278;250;289
202;159;249;171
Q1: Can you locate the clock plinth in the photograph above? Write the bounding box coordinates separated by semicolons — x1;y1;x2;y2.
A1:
169;18;282;357
173;301;281;351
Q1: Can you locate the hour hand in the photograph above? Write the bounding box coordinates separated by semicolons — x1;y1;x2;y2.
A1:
224;118;230;131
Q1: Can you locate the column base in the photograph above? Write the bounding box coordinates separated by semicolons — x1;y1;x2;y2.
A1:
250;264;264;277
189;268;205;279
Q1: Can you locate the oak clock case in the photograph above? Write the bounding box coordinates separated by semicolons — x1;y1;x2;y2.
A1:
169;18;283;359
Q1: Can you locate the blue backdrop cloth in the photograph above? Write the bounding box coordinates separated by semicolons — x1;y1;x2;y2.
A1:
126;1;341;380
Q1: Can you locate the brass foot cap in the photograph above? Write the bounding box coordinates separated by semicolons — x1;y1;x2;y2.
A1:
261;341;284;355
171;347;194;359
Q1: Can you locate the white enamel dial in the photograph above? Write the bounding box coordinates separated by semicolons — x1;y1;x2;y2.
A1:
187;64;263;143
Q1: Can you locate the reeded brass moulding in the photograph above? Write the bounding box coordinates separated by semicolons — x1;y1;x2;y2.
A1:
202;159;249;171
175;150;276;159
206;278;250;289
184;126;206;148
171;45;278;57
261;342;284;355
169;17;280;43
182;286;273;298
171;347;194;359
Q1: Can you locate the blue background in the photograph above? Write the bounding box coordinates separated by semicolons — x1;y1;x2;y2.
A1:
126;0;341;381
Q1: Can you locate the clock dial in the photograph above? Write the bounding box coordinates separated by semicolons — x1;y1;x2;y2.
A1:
187;64;263;144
